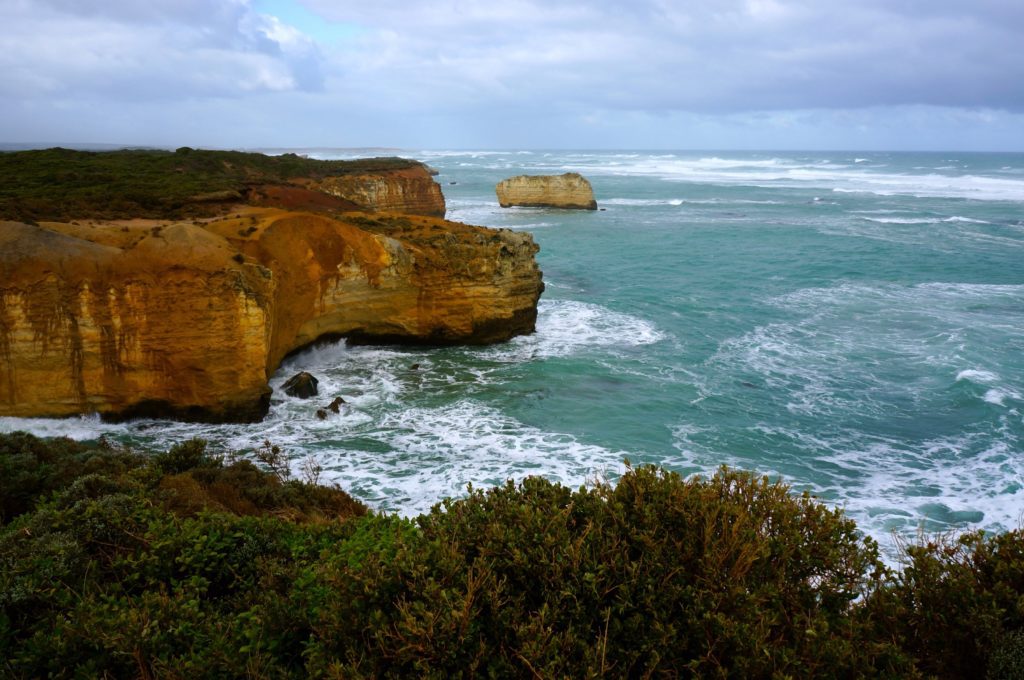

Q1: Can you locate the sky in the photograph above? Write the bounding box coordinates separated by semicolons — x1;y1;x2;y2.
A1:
1;0;1023;151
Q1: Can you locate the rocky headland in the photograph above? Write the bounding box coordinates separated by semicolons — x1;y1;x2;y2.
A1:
496;172;597;210
0;149;543;422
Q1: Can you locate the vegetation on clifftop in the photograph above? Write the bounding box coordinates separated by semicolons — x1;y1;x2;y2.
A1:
0;147;421;222
2;431;1023;678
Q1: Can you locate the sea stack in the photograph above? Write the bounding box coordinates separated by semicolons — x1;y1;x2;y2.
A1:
496;173;597;210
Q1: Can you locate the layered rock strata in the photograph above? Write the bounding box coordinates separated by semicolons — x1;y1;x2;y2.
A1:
0;210;542;422
496;173;597;210
314;166;446;217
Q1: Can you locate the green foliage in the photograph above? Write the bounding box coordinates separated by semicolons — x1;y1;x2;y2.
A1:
154;437;219;474
301;466;906;678
0;431;365;678
3;431;1024;678
0;147;424;222
989;629;1024;680
0;432;144;522
866;529;1024;679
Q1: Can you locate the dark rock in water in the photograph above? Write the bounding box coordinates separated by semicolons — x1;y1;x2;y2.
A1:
315;408;328;420
599;208;607;211
448;181;457;185
327;397;346;413
283;371;319;398
410;363;420;371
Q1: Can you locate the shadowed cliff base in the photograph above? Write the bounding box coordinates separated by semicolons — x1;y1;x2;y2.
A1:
0;149;543;423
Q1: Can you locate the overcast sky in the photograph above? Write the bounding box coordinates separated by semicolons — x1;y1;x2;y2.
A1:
2;0;1023;150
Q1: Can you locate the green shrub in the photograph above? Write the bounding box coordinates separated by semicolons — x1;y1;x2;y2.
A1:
0;147;427;222
6;432;1024;678
989;629;1024;680
866;529;1024;679
0;432;143;523
0;432;366;678
154;438;219;475
302;466;908;678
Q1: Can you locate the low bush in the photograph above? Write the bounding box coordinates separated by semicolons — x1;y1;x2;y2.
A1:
865;529;1024;679
0;148;424;222
301;466;909;678
2;431;1023;677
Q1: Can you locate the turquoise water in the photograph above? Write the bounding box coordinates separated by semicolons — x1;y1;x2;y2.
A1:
4;150;1023;557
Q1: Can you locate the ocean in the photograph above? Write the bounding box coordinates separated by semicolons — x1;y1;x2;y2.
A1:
4;149;1023;559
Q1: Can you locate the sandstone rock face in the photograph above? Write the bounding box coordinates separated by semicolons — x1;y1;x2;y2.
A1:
315;166;446;217
496;173;597;210
0;211;542;422
0;221;274;422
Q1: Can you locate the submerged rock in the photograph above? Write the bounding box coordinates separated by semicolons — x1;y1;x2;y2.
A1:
283;372;319;399
496;173;597;210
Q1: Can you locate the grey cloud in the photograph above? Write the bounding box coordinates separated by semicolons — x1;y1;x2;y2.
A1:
303;0;1024;113
0;0;324;100
1;0;1022;149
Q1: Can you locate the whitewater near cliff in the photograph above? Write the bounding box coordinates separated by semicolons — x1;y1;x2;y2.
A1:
4;149;1023;560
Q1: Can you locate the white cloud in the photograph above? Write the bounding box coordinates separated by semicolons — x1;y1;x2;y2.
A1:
0;0;1022;148
0;0;323;100
301;0;1024;113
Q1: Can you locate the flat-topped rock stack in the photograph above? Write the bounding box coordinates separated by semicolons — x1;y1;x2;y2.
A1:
496;172;597;210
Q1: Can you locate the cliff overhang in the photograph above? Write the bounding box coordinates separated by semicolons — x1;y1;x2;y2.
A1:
0;150;542;423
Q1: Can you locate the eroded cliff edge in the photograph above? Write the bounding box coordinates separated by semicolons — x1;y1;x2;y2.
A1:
0;150;542;422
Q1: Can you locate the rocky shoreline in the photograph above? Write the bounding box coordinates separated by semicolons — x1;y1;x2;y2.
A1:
0;150;544;423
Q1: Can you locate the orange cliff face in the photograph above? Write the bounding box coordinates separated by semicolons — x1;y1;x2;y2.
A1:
312;166;447;217
0;221;275;422
0;211;542;423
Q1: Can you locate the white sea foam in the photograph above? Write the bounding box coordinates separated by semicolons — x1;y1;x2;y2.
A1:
0;414;124;439
707;282;1024;464
485;300;665;362
319;400;628;514
526;154;1024;202
983;389;1021;406
602;198;684;206
669;418;1024;563
392;149;1024;202
956;369;1001;384
416;150;512;158
944;216;992;224
861;216;937;224
849;209;918;214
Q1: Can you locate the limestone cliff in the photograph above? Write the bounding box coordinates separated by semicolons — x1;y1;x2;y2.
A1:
496;173;597;210
0;221;274;422
0;211;541;422
313;166;446;217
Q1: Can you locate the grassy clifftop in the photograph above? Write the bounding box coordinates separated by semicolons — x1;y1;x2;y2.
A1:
0;147;423;222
